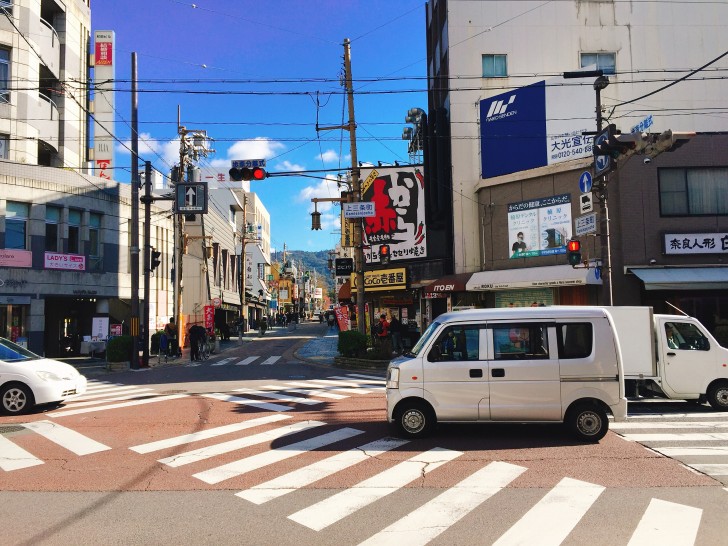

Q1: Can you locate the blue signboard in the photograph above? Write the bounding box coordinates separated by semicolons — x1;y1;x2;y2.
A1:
579;171;593;193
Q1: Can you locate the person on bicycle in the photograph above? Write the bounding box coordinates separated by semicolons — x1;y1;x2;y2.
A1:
259;316;268;336
188;323;205;361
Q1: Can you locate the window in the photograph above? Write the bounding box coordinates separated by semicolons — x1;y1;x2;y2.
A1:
45;206;61;252
482;54;507;78
0;133;7;159
432;325;481;361
5;201;28;249
556;323;593;359
659;168;728;216
580;52;616;75
0;47;9;103
89;212;101;257
67;209;81;254
664;322;709;351
493;323;550;360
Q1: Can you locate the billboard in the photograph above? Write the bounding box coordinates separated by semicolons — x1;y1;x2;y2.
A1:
508;194;572;258
93;31;115;180
480;75;594;179
359;166;426;264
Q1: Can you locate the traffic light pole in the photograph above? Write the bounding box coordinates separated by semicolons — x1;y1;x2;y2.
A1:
594;76;614;305
142;161;152;367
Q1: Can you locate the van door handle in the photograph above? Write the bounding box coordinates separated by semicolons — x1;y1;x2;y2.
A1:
491;368;505;378
667;352;676;356
469;369;483;378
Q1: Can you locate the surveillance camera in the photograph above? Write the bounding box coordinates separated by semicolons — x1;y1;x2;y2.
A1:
649;259;657;265
643;157;652;164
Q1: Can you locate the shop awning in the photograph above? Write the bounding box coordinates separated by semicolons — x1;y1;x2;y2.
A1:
424;273;473;296
466;264;601;291
630;267;728;290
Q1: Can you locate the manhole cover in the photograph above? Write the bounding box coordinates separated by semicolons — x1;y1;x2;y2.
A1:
0;425;25;434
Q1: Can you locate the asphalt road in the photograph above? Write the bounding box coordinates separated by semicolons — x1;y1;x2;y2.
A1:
2;323;727;545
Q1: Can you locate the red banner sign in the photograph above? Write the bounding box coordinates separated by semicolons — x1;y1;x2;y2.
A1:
204;305;215;331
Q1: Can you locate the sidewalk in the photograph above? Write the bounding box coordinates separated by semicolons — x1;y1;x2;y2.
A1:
294;324;340;366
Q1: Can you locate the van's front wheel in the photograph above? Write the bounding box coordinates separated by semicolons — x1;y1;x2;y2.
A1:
567;403;608;442
394;400;435;439
707;382;728;410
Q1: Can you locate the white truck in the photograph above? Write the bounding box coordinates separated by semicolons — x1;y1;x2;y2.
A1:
608;306;728;409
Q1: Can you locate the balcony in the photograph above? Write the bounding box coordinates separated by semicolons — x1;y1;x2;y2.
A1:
29;93;59;152
37;18;60;78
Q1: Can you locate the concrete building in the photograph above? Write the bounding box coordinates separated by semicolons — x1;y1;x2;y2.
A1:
425;0;728;341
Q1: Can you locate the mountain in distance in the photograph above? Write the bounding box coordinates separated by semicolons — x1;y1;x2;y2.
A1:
274;249;334;295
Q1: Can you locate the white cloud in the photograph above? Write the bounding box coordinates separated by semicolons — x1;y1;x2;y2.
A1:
116;133;180;167
227;138;285;161
317;149;338;163
296;175;342;212
275;160;306;172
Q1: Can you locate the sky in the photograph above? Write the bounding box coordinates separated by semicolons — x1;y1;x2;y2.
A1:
91;0;428;253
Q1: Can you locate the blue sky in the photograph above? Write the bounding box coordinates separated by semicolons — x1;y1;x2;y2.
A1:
91;0;427;253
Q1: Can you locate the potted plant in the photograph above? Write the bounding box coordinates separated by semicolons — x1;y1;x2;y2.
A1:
106;335;133;371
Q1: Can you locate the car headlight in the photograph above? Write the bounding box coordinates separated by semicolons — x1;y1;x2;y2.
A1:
36;371;63;382
386;367;400;389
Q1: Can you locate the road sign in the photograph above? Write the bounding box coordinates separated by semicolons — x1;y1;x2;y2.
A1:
578;171;593;193
593;126;613;178
176;183;208;213
231;159;266;169
335;258;354;276
580;192;593;214
212;297;221;308
575;212;598;236
343;202;375;218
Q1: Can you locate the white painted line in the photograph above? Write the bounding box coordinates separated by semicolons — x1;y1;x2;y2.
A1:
627;498;702;546
262;384;346;400
359;461;527;546
311;378;378;390
625;412;728;419
186;362;202;367
345;373;386;382
83;382;123;391
58;393;157;409
22;421;110;455
129;414;291;454
202;393;292;413
611;421;728;430
211;357;237;367
655;446;728;457
288;447;463;531
237;437;409;505
234;388;322;406
492;477;605;546
68;387;153;402
691;463;728;476
48;394;188;417
621;432;728;442
194;427;364;484
284;381;367;395
158;421;326;468
328;375;386;386
260;356;282;366
0;434;43;471
236;356;259;366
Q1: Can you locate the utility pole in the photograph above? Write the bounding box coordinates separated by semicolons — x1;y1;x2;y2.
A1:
130;52;141;368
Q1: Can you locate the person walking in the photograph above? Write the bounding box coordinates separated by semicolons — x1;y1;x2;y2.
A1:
164;317;180;358
390;315;403;355
188;323;205;361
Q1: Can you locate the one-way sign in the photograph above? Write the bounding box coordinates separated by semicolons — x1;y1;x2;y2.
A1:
176;183;208;213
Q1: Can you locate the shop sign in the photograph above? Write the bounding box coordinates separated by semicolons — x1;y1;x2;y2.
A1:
663;232;728;255
0;295;31;304
204;305;214;330
0;249;32;268
423;292;447;299
110;324;123;336
351;268;407;292
45;252;86;271
380;296;414;306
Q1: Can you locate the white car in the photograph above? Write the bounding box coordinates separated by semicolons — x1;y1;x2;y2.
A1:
0;337;87;415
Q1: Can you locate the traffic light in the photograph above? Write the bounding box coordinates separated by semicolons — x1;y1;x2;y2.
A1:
593;124;634;159
380;244;391;265
229;167;267;181
566;240;581;267
150;248;162;272
644;130;695;159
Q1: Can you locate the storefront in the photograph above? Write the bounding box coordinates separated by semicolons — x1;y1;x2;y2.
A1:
422;273;476;323
0;295;31;346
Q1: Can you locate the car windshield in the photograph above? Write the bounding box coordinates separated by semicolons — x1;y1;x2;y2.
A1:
409;321;441;356
0;337;40;362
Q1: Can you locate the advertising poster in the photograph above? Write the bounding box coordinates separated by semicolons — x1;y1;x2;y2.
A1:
334;305;350;331
359;166;427;264
204;305;215;331
508;194;572;258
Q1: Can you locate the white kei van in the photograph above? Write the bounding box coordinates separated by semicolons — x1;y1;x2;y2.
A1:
386;307;627;442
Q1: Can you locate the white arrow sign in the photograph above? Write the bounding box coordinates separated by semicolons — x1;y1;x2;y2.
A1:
186;187;197;207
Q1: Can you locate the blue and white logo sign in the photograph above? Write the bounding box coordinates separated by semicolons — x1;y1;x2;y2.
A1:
593;130;611;177
579;171;593;193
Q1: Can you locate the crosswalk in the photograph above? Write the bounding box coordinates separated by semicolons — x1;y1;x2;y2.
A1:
187;354;284;367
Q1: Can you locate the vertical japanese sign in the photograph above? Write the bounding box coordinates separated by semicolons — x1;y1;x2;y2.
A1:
507;194;573;258
203;305;215;331
93;31;115;180
360;166;427;264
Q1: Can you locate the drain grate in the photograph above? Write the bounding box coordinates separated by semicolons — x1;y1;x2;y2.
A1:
0;425;26;434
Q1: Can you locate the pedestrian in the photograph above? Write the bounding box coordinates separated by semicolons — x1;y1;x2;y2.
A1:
164;317;180;357
189;324;204;361
390;315;403;355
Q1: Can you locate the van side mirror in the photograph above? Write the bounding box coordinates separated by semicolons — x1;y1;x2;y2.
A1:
428;346;441;362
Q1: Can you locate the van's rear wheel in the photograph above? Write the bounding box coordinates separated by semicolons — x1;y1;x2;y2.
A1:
394;400;435;439
707;382;728;411
567;403;608;442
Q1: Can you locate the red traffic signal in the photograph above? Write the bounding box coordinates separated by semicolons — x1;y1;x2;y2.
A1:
379;244;391;265
567;239;582;266
229;167;267;181
567;240;581;253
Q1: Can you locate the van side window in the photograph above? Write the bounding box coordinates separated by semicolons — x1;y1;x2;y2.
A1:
492;324;549;360
556;323;593;359
666;322;709;351
432;326;481;361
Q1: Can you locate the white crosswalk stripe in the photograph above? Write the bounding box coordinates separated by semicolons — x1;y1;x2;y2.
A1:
260;356;281;365
260;385;347;400
202;392;293;412
68;386;153;401
284;380;368;395
211;357;238;366
48;394;188;417
628;498;702;545
1;421;110;471
236;356;259;366
233;387;323;406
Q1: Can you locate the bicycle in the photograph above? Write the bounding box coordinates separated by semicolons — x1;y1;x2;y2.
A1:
198;337;211;361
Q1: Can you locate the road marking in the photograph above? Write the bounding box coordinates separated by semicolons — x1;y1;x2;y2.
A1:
628;498;702;545
345;373;386;382
260;385;347;400
0;434;44;471
211;357;238;366
620;432;728;442
655;446;728;457
307;379;379;392
284;381;366;395
22;421;110;455
691;463;728;476
328;375;386;386
58;393;157;408
158;421;326;467
194;427;364;484
202;393;293;412
237;437;409;505
492;477;605;546
288;447;463;531
625;412;728;419
234;388;322;406
359;461;527;546
48;394;189;417
129;414;291;454
236;356;259;366
611;421;728;430
80;383;126;393
69;386;153;401
260;356;281;366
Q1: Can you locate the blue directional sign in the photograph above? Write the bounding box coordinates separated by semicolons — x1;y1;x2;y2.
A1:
579;171;593;193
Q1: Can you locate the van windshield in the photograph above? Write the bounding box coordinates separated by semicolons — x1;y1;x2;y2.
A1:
409;321;441;356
